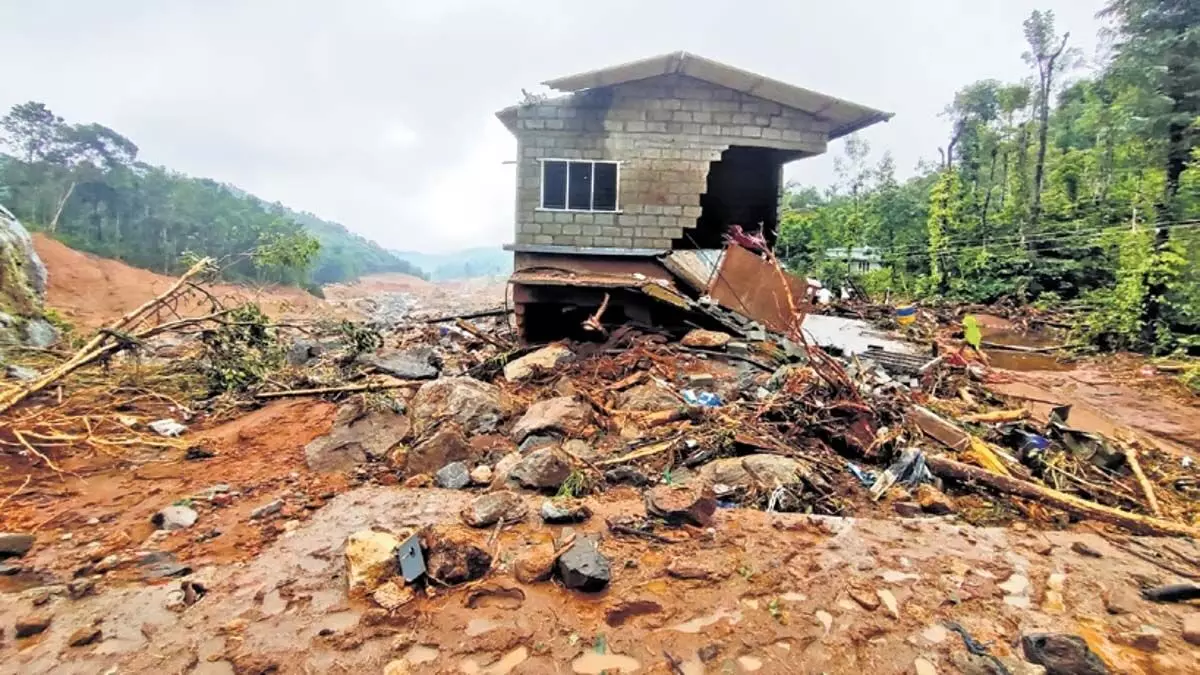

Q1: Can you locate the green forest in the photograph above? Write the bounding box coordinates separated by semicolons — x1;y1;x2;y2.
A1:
779;0;1198;354
0;105;425;291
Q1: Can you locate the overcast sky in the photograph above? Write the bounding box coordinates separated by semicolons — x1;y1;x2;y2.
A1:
0;0;1109;253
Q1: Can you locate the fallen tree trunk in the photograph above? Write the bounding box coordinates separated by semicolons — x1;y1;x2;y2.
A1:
924;454;1200;539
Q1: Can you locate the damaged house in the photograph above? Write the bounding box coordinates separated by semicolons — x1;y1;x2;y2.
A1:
497;52;891;340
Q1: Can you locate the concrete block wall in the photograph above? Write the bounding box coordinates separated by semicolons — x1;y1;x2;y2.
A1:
509;74;831;249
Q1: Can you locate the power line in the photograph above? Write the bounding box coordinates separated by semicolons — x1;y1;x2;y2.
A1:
875;222;1200;262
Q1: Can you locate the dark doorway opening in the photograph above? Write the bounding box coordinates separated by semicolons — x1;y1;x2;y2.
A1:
675;146;806;249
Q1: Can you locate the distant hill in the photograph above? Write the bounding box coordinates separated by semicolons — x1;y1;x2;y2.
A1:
392;247;511;281
282;210;427;284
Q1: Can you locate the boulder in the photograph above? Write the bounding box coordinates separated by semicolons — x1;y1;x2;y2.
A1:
24;319;57;348
681;329;731;349
305;404;411;473
0;206;49;345
510;447;572;491
410;377;504;436
509;397;592;443
518;434;559;453
915;484;955;514
616;383;679;412
422;526;492;585
1021;633;1109;675
489;452;522;490
151;505;198;531
404;426;474;476
14;613;52;638
67;626;102;647
1183;614;1200;646
698;454;808;489
0;532;35;558
434;462;470;489
371;580;416;610
469;465;493;485
461;491;528;528
645;484;716;526
504;344;574;381
555;536;610;592
345;530;401;593
358;347;440;380
540;499;592;524
286;340;324;366
513;543;558;583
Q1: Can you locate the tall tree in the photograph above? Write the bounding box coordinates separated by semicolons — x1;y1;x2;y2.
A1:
0;102;64;163
1023;10;1074;230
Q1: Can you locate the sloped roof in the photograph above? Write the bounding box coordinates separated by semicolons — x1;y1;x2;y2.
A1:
542;51;892;139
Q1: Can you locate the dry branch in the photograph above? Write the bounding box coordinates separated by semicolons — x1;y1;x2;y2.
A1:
255;381;420;399
925;454;1199;538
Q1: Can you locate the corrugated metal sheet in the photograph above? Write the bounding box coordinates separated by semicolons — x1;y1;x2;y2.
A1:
542;51;893;140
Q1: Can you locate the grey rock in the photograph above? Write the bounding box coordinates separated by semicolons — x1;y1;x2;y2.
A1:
405;425;475;476
151;505;198;531
604;466;650;486
461;491;528;527
540;499;591;524
305;404;410;471
0;532;35;557
555;536;610;592
249;499;284;520
698;454;809;489
0;204;48;299
5;364;37;381
1021;633;1108;675
136;551;192;579
518;434;559;453
358;347;440;380
435;461;471;489
503;343;573;381
23;319;58;348
616;383;679;412
410;377;504;436
509;396;592;443
510;447;572;490
489;452;522;490
286;340;324;366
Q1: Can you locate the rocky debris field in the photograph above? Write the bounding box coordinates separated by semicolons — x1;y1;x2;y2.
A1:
2;256;1199;673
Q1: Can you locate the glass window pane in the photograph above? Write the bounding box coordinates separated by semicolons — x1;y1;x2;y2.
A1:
593;162;617;211
542;161;566;209
567;161;593;210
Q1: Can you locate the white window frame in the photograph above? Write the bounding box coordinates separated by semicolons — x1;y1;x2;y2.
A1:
536;158;622;213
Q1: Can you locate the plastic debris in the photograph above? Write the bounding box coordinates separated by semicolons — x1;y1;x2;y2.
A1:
870;448;934;500
680;389;721;407
148;419;187;437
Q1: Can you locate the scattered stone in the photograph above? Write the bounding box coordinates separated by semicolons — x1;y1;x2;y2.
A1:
372;580;416;610
306;404;411;472
698;643;722;662
434;462;470;489
1021;633;1109;675
617;382;680;411
0;532;35;558
1114;625;1162;652
921;623;949;645
848;587;880;611
518;434;557;453
148;418;187;437
914;657;938;675
184;446;216;460
24;318;58;348
358;347;440;380
286;339;324;366
645;484;716;527
915;484;955;514
555;536;610;592
687;373;715;387
67;578;96;599
410;377;505;436
489;452;522;490
877;589;900;618
1102;583;1140;615
249;499;284;520
1070;541;1102;558
1182;614;1200;645
469;465;493;485
136;551;192;580
513;543;558;584
509;396;592;442
681;329;730;349
151;505;198;531
698;454;808;489
5;364;37;381
503;343;573;381
893;502;924;518
540;498;591;524
461;491;528;528
404;426;473;476
665;557;729;581
509;447;572;491
67;626;102;647
15;613;51;638
1043;572;1066;614
422;526;492;585
814;610;833;634
345;530;401;593
604;466;650;487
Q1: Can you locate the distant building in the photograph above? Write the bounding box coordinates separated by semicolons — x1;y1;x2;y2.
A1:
824;246;882;273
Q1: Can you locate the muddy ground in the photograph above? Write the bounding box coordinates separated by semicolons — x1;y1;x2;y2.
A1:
2;251;1199;674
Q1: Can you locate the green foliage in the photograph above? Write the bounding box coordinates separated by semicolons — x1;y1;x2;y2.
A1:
962;315;983;351
200;304;284;394
780;5;1199;352
338;320;383;357
0;103;424;288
